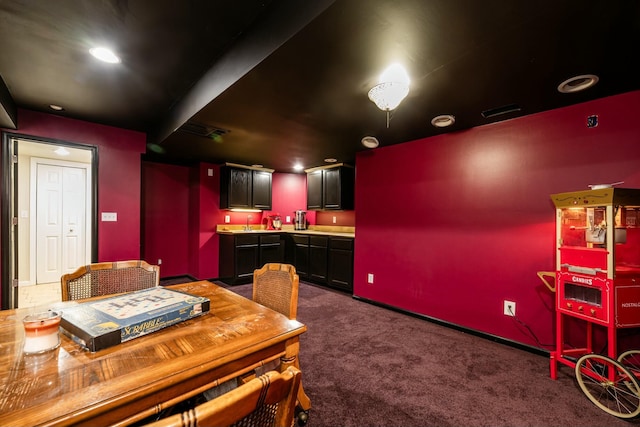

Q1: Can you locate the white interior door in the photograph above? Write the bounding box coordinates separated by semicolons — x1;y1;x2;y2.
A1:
34;161;88;283
61;166;87;272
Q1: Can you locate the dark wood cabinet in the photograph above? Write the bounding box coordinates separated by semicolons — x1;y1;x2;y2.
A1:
222;232;353;291
309;236;329;283
259;234;283;265
219;234;259;284
220;165;272;210
219;233;283;285
235;244;259;281
328;237;354;292
306;170;323;210
252;170;272;210
323;167;347;210
291;234;310;280
221;167;252;209
289;233;353;292
306;164;354;210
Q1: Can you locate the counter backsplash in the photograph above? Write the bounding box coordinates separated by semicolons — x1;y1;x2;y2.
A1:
216;224;355;234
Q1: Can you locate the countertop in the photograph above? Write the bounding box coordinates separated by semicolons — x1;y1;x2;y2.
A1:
216;225;355;238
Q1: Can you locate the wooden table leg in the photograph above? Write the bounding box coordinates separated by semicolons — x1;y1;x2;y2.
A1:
282;338;311;412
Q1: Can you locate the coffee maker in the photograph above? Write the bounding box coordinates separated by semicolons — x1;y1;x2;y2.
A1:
293;210;307;230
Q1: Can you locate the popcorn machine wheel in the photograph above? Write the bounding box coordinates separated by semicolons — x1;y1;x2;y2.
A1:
547;187;640;418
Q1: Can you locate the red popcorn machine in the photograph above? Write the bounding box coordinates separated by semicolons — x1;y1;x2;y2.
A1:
550;187;640;385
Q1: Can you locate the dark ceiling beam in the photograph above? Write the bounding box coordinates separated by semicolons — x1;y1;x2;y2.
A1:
0;75;17;129
149;0;336;147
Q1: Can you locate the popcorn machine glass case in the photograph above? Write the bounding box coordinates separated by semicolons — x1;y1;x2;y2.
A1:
550;188;640;379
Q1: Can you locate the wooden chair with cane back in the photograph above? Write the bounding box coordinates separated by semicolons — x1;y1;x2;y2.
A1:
253;263;299;321
60;260;160;301
252;263;310;424
143;367;302;427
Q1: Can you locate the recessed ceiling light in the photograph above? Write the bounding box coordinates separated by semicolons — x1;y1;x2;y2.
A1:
293;164;304;171
54;147;70;156
431;114;455;128
324;158;337;163
89;47;121;64
49;104;64;111
361;136;379;149
557;74;599;93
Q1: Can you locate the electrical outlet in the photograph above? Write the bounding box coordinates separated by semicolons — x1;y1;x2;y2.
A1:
224;215;230;223
333;216;337;224
367;273;374;284
158;259;162;265
503;300;516;316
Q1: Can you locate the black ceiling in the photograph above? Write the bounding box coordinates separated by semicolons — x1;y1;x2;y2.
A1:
2;0;640;173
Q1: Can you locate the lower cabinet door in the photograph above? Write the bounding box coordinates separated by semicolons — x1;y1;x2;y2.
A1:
236;245;259;282
294;243;309;279
292;235;310;279
309;236;328;284
328;249;353;291
259;234;283;266
260;244;282;265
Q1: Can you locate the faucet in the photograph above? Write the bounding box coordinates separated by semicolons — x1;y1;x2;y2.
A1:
244;214;252;231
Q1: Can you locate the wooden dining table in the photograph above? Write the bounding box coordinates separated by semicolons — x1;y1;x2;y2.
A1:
0;281;310;426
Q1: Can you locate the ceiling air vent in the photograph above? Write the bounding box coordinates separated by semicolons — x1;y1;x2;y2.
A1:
178;121;229;138
481;104;522;119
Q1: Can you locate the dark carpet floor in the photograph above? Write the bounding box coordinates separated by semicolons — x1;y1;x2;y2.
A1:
165;277;640;426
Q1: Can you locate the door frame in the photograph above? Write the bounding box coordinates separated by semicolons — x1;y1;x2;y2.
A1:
1;132;98;309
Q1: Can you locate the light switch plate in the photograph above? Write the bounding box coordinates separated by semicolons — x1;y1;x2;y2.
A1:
101;212;117;222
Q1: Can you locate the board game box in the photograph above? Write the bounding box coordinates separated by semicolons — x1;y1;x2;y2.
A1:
60;286;210;352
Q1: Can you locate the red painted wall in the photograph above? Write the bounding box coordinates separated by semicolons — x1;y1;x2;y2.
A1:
191;163;221;279
353;90;640;351
317;211;355;226
2;109;146;262
271;173;309;226
142;162;190;276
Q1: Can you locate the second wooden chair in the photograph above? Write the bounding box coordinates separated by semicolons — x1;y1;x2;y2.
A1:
60;260;159;301
252;263;310;424
252;263;299;320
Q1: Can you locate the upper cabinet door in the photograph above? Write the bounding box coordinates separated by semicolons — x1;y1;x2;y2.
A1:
322;167;342;210
222;167;251;209
306;170;323;210
252;170;272;210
